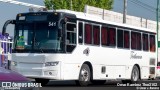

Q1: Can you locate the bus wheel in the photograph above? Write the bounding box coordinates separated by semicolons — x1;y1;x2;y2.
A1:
35;78;49;86
75;64;91;86
91;80;106;85
131;66;140;82
122;66;140;84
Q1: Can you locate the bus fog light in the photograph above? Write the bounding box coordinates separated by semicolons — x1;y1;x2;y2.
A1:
44;71;57;76
45;61;59;66
49;72;52;75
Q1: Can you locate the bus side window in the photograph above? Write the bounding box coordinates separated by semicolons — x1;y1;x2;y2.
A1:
131;31;142;50
124;31;130;48
131;32;136;49
143;33;149;51
108;27;116;46
85;24;92;44
78;22;83;44
150;35;155;52
137;33;142;50
117;29;124;48
93;25;100;45
101;26;108;46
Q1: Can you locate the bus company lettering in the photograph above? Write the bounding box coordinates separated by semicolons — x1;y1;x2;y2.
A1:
130;51;142;59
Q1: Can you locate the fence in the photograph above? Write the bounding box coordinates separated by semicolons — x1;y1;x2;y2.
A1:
0;33;13;69
84;5;160;40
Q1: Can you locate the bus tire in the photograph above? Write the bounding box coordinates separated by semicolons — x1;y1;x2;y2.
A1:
131;66;140;82
122;66;140;84
91;80;106;85
35;78;49;86
75;64;91;86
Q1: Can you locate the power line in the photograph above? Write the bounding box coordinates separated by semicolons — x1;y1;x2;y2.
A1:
0;0;45;9
129;0;156;13
134;0;156;10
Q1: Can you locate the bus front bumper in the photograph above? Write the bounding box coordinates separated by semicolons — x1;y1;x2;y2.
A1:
11;62;62;80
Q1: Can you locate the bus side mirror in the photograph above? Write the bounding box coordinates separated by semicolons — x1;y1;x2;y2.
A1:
2;20;16;35
58;18;66;30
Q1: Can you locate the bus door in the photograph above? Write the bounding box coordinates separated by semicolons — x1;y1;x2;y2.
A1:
65;22;76;53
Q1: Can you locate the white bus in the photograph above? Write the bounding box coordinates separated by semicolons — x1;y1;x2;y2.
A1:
3;10;157;86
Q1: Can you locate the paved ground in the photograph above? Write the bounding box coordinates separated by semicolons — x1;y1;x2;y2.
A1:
33;79;160;90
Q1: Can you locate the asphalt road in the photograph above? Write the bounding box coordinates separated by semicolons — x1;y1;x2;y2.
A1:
46;80;118;86
38;80;160;90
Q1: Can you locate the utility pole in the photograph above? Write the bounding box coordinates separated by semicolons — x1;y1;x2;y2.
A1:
123;0;127;23
157;0;159;47
70;0;72;10
157;0;159;62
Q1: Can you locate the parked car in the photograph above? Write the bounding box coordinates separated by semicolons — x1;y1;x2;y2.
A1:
156;62;160;79
0;67;39;90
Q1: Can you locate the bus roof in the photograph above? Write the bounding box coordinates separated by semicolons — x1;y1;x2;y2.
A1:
18;10;156;34
55;9;156;34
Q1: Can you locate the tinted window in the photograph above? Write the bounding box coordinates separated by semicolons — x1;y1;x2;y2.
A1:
143;33;149;51
108;27;116;46
131;32;141;50
124;31;130;48
101;26;108;46
131;32;136;49
137;33;141;50
85;24;92;44
150;35;155;52
93;26;100;45
78;22;83;44
117;29;124;48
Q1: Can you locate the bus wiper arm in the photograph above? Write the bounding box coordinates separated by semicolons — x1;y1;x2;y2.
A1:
39;47;44;53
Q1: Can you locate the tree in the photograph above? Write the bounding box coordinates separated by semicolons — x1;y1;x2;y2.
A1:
44;0;114;12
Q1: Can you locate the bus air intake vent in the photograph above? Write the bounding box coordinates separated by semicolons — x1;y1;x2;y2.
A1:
150;67;155;74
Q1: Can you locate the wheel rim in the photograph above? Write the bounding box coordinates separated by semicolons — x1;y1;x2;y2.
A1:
80;68;89;81
132;68;139;81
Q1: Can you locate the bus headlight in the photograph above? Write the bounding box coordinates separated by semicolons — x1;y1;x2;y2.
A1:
45;61;59;66
11;61;17;66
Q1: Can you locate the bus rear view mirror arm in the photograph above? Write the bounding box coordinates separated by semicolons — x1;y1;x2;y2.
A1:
2;20;16;35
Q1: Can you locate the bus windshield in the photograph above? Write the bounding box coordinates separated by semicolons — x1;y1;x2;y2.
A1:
15;22;62;53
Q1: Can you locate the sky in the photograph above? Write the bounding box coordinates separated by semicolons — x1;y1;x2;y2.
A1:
0;0;44;36
0;0;157;36
113;0;156;20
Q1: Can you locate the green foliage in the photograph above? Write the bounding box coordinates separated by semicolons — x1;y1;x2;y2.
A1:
44;0;114;12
